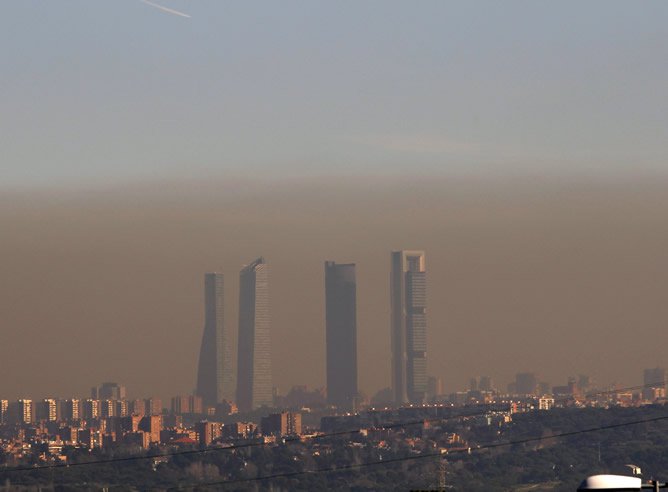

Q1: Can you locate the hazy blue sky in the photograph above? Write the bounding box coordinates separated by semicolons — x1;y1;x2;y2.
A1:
2;1;667;187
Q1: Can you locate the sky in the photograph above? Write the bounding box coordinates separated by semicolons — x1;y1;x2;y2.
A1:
1;1;668;400
1;1;667;187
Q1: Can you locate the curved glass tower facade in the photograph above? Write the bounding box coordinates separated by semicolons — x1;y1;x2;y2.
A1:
196;273;235;408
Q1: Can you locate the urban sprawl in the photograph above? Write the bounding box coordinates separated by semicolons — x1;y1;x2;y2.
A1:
1;252;666;486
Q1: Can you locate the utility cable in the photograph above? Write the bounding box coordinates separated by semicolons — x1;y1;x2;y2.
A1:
183;413;668;489
0;381;662;476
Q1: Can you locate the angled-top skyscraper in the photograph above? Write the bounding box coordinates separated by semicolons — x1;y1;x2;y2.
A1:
196;273;235;408
325;261;358;411
390;250;427;405
237;257;273;411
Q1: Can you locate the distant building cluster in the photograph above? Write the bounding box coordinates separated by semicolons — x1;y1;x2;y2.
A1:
0;381;305;465
1;366;665;468
434;368;667;409
0;392;163;427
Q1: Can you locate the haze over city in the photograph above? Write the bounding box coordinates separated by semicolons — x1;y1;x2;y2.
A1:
4;2;668;490
2;174;668;401
2;0;668;404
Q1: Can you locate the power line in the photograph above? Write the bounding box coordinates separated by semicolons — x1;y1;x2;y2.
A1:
0;382;661;476
182;413;668;489
0;428;360;474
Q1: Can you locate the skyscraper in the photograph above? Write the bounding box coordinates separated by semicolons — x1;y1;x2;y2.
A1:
97;382;126;400
0;400;8;424
642;367;667;401
515;372;538;396
324;261;358;410
196;273;235;408
18;399;33;424
237;257;273;411
390;250;427;405
37;399;58;422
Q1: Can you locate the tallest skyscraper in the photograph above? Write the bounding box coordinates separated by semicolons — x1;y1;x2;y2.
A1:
390;250;427;405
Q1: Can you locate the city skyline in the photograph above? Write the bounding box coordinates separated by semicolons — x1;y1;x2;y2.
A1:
4;380;667;490
2;0;668;402
2;176;668;400
2;1;667;487
3;366;666;417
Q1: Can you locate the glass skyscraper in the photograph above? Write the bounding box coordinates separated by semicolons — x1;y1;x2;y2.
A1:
237;257;273;411
196;273;235;408
390;250;427;405
325;261;358;410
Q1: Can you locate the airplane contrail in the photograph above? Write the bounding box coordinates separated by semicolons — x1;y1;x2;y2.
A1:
140;0;191;18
